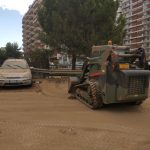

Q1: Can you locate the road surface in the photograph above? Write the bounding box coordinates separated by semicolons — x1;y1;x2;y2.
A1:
0;79;150;150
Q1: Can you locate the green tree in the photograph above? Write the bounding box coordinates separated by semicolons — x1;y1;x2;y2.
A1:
5;42;21;58
38;0;124;69
25;49;49;69
111;14;126;45
0;42;22;65
0;48;6;65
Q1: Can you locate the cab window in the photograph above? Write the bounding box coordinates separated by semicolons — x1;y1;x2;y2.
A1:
89;64;101;74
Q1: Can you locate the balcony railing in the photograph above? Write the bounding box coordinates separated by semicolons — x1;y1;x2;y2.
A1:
129;22;143;28
132;0;143;6
130;34;144;40
131;41;144;45
132;4;143;12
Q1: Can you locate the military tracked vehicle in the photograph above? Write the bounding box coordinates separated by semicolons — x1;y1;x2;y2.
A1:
68;45;150;109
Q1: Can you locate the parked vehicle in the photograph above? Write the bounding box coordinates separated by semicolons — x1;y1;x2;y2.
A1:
0;59;32;86
68;45;150;109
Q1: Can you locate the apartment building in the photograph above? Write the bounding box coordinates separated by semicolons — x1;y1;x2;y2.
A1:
121;0;150;53
22;0;46;53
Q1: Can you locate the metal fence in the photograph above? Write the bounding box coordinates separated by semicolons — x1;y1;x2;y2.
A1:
49;64;82;70
31;67;82;79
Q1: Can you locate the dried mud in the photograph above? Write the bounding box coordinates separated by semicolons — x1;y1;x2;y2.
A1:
0;79;150;150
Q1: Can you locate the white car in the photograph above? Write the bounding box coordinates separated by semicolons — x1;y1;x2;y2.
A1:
0;59;32;86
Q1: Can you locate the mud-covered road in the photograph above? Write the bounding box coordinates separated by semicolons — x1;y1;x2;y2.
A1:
0;79;150;150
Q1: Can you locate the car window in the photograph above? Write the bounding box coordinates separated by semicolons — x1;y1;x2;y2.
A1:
2;60;29;69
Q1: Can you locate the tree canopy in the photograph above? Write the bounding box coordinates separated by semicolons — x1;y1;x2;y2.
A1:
25;49;49;69
0;42;22;65
5;42;21;58
38;0;125;68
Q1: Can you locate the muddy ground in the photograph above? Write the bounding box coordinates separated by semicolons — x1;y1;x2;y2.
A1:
0;79;150;150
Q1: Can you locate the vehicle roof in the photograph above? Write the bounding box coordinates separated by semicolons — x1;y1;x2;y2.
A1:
4;59;27;62
92;45;130;53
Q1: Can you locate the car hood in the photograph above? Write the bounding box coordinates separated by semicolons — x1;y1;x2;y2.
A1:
0;69;31;78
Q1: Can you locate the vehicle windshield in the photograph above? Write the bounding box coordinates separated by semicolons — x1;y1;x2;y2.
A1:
113;50;130;63
1;60;29;69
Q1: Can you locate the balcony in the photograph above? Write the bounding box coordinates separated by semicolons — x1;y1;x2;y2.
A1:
29;25;35;30
144;1;150;5
123;36;129;40
143;14;150;19
143;26;150;31
143;7;150;13
130;28;144;34
132;4;143;12
131;41;144;45
143;40;150;43
129;22;143;28
130;34;144;40
132;0;143;6
28;41;35;48
123;40;131;46
143;19;150;24
129;11;143;18
130;17;143;23
144;33;150;37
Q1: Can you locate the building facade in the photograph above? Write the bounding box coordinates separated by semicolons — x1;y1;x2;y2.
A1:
121;0;150;53
22;0;46;53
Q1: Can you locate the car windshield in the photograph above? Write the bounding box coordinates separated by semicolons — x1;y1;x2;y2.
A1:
1;60;29;69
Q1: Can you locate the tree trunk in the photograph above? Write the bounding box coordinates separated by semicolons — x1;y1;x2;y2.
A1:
72;53;76;70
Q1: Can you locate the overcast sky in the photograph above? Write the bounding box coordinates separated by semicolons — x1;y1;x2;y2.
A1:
0;0;34;47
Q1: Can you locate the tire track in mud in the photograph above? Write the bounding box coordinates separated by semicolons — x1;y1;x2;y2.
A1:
0;81;150;150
